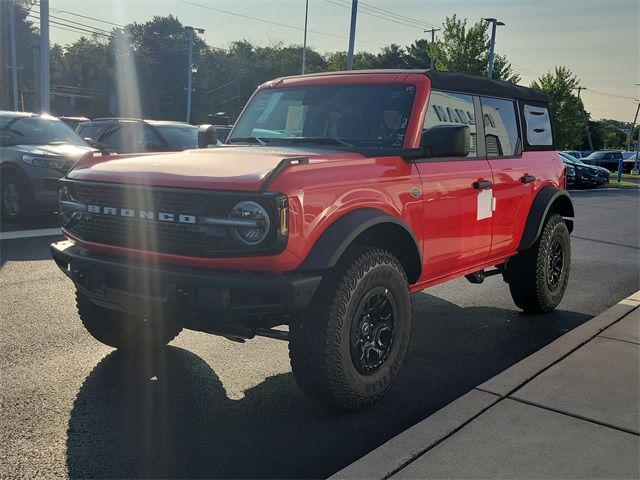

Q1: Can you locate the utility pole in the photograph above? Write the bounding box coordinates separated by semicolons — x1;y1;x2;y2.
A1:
40;0;50;112
346;0;358;70
301;0;309;74
483;18;504;79
185;26;204;123
423;28;440;70
9;0;19;110
576;86;594;151
626;101;639;151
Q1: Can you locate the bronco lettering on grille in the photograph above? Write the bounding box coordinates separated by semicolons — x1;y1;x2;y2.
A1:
86;204;196;224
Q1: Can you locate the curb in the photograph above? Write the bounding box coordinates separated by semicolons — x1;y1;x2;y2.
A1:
330;291;640;480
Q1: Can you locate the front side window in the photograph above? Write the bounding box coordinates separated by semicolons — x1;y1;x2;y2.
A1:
155;125;199;150
481;97;520;157
230;84;416;149
424;90;477;157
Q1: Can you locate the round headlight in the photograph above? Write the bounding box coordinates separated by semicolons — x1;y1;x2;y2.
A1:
228;201;270;246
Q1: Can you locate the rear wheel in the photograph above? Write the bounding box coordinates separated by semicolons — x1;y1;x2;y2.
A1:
289;247;412;411
505;213;571;313
1;173;33;223
76;292;182;349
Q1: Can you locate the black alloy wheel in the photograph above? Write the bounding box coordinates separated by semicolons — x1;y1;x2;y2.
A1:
350;287;397;375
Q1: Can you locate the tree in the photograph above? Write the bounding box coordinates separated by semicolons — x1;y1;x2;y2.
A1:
531;67;586;149
428;15;520;82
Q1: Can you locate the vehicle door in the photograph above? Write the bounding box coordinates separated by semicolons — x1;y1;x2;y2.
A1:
480;96;533;258
415;90;494;280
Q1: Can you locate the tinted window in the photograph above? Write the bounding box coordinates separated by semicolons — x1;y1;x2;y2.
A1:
424;90;477;157
0;115;86;146
99;125;130;152
231;84;416;148
77;123;109;141
154;125;198;150
481;97;520;157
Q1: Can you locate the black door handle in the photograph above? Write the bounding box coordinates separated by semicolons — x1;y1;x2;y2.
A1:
473;180;493;190
521;174;536;184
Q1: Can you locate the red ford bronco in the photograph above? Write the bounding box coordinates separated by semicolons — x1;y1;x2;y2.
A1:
51;70;573;410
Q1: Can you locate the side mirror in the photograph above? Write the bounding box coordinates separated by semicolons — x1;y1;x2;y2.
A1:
198;125;218;148
420;125;470;158
83;137;97;148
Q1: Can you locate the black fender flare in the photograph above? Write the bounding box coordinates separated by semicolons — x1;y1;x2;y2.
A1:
518;187;574;251
298;208;422;279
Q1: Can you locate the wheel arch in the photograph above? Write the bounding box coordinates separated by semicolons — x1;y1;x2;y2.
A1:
298;208;422;284
518;187;574;251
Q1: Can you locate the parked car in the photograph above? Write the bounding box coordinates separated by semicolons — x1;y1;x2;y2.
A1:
58;116;89;130
562;150;582;159
582;150;632;173
564;163;576;188
76;118;199;154
559;151;608;186
52;70;573;410
0;111;97;222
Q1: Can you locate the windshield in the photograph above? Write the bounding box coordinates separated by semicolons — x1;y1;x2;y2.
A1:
0;116;87;147
229;84;416;148
585;151;606;159
155;125;199;150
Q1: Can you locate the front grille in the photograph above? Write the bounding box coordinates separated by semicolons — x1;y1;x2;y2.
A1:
64;181;284;257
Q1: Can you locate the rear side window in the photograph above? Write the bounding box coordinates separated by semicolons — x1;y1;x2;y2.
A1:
480;97;520;157
424;90;477;157
523;104;553;147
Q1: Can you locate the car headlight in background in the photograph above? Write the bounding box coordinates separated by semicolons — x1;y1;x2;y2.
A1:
566;165;575;175
22;154;68;170
228;200;271;246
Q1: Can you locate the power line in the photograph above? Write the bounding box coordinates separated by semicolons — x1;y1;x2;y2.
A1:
325;0;430;31
49;14;112;35
51;9;125;28
177;0;386;47
28;13;110;38
583;88;637;101
358;0;440;29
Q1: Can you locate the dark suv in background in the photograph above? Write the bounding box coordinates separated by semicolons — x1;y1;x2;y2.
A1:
0;111;96;222
76;118;199;154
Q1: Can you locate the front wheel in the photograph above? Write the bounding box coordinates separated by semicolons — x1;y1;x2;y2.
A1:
289;247;412;411
76;292;182;349
504;213;571;313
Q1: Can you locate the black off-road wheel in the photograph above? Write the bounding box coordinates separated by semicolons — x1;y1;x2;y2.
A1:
505;213;571;313
1;173;33;223
289;247;412;411
76;292;182;349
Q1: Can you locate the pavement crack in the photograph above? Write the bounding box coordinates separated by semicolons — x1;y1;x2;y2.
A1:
571;235;639;250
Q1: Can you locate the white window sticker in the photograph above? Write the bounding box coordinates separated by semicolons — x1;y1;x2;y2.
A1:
477;189;493;220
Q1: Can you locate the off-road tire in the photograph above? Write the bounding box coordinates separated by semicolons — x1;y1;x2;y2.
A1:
505;213;571;313
289;247;412;411
76;292;182;349
1;173;33;223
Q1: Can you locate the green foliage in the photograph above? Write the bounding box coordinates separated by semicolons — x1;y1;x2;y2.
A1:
531;66;587;149
428;15;520;82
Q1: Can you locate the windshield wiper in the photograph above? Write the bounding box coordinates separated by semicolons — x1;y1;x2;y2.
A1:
227;136;268;146
288;137;354;149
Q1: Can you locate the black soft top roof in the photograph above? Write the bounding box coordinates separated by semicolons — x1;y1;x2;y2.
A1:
425;71;548;103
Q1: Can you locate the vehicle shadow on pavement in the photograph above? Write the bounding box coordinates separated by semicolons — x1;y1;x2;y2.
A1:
0;236;59;269
66;293;591;479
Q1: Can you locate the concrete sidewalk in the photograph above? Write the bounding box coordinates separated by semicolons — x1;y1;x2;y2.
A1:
332;291;640;479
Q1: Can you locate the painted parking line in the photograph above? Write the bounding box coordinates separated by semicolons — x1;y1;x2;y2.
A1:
0;228;62;241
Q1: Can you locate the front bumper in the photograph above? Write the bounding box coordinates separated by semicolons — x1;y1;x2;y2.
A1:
51;240;322;317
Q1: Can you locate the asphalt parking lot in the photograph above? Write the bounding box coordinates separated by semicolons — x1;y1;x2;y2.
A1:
1;188;638;479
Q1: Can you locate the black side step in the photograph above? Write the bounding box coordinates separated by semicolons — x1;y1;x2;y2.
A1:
464;265;505;284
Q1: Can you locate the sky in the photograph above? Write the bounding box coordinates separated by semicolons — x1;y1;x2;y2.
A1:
43;0;639;123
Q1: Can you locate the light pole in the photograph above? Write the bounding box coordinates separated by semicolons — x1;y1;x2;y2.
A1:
483;18;504;80
9;0;19;110
346;0;358;70
423;28;440;70
40;0;50;112
186;26;205;124
301;0;309;74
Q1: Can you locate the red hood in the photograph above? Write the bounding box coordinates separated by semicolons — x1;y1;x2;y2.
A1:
67;146;358;191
